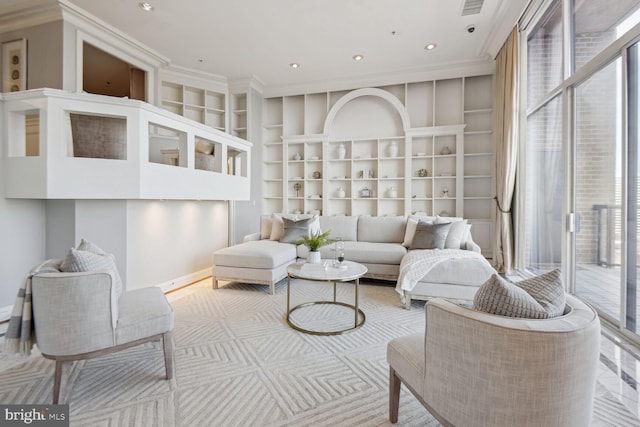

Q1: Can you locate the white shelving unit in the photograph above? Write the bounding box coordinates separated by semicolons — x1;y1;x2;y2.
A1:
261;75;494;256
161;81;226;132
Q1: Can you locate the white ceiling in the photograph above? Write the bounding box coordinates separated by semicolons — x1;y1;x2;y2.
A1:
9;0;530;91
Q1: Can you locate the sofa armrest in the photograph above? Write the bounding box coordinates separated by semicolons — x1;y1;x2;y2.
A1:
244;232;261;242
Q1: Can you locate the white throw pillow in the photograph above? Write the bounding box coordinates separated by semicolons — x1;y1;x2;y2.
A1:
61;246;123;298
460;223;472;248
260;215;272;240
435;216;468;249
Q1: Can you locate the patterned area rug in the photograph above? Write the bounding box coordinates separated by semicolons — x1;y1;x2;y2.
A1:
0;278;636;426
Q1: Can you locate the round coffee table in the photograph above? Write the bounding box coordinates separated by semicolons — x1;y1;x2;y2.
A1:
286;260;368;335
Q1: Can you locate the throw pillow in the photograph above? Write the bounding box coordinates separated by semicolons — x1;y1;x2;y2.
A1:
460;224;472;249
402;215;437;247
280;217;315;244
270;213;320;240
260;215;272;240
515;269;566;318
77;238;106;255
61;244;123;298
435;216;468;249
409;221;451;250
473;271;566;319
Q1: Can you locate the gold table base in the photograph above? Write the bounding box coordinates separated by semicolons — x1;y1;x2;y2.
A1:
286;274;365;336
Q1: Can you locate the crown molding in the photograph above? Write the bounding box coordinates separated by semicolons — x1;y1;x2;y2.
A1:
478;0;525;59
261;58;495;98
0;0;62;33
58;0;169;67
229;76;266;94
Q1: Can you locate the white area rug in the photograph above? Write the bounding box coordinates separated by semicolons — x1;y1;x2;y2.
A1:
0;278;635;426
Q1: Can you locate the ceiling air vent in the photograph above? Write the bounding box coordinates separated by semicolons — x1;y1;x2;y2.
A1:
461;0;484;16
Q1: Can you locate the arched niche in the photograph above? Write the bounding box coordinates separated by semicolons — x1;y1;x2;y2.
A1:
323;88;411;139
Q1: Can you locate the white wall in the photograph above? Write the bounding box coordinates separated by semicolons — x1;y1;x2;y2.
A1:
126;200;228;289
45;200;75;258
0;197;46;310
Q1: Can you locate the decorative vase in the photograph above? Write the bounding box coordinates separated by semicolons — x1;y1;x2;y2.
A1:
293;152;302;161
337;187;346;198
388;187;398;198
389;141;399;158
307;251;321;264
337;143;346;160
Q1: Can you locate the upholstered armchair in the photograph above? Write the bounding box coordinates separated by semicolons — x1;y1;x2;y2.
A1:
31;269;174;404
387;295;600;426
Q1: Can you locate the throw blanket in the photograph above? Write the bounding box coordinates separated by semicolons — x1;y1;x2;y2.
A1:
396;249;487;296
4;259;61;356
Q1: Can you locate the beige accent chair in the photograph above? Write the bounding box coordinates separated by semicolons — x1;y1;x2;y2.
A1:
387;295;600;426
32;270;174;404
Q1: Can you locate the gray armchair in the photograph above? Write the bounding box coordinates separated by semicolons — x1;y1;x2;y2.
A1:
31;269;174;404
387;294;600;426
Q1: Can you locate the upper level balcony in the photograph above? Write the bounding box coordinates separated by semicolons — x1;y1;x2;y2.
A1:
2;89;251;201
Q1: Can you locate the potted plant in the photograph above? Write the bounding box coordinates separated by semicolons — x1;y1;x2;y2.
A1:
295;230;333;264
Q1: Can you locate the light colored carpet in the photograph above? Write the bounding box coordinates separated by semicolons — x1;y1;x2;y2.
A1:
0;278;436;426
0;278;636;426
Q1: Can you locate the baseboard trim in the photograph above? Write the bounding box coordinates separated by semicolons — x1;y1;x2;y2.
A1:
157;268;211;293
0;305;12;322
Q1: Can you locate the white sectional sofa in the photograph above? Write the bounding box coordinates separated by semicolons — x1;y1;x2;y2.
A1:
212;214;497;307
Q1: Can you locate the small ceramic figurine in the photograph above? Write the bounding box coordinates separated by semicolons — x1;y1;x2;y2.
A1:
440;146;452;155
418;169;428;177
337;187;346;198
293;152;302;161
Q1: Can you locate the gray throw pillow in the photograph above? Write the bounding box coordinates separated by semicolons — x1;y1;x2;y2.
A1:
60;246;123;298
472;270;566;319
409;221;451;250
515;269;566;318
280;217;315;244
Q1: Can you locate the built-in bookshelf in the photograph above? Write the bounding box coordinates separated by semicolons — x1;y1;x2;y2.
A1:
160;81;226;132
261;75;494;255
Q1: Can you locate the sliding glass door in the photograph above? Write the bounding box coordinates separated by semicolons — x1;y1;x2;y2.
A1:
573;58;624;323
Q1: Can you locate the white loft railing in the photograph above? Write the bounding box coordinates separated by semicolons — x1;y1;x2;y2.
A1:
1;89;251;201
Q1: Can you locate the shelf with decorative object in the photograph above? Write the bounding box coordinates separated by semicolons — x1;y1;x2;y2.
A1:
262;75;494;254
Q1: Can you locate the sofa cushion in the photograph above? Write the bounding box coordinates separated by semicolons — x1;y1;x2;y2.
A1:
472;270;566;319
297;241;407;264
358;216;406;243
214;240;297;269
319;216;358;241
410;221;451;250
435;217;468;249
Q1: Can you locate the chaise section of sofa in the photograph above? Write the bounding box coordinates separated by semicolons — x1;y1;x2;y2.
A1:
212;238;297;295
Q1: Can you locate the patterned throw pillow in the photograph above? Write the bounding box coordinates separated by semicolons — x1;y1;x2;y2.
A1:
473;270;566;319
515;269;566;318
409;221;451;250
60;242;123;298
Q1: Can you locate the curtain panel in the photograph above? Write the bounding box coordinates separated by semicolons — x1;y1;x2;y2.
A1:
493;27;519;274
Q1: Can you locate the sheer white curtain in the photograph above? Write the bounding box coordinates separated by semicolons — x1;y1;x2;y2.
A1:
493;27;519;274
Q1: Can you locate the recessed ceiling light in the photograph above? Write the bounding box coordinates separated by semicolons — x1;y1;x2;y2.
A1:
353;54;364;61
290;63;300;69
425;43;437;50
138;2;154;12
198;59;204;63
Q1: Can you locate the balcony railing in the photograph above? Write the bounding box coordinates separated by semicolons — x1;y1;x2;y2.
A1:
1;89;251;201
